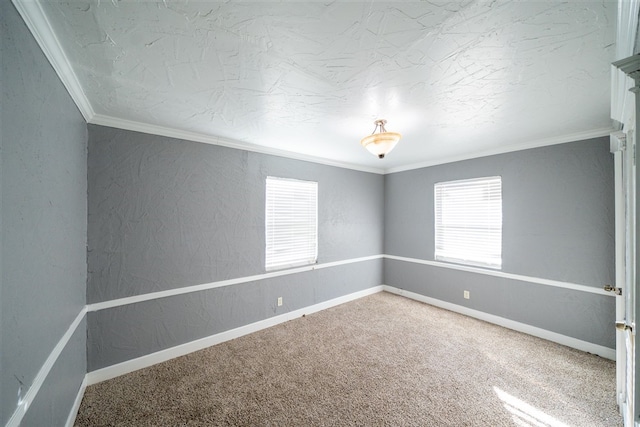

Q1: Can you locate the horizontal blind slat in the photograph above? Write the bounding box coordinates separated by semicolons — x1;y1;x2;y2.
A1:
266;176;318;270
434;176;502;269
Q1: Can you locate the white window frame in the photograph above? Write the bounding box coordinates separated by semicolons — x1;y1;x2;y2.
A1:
265;176;318;271
434;176;502;269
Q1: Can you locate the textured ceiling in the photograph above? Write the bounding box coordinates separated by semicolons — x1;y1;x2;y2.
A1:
38;0;616;172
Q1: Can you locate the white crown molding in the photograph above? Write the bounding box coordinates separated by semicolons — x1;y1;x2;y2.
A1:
615;0;640;61
90;114;385;175
91;113;614;176
611;0;640;124
13;0;618;175
384;127;615;174
611;66;632;128
383;286;615;360
12;0;95;122
613;55;640;81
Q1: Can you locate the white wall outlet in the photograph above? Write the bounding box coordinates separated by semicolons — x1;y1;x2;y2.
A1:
277;297;283;307
463;290;470;299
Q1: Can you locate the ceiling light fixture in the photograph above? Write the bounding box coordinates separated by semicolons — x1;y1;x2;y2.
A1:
360;119;401;159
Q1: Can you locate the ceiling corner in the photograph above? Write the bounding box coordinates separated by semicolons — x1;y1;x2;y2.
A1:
383;126;615;175
12;0;95;122
90;114;386;175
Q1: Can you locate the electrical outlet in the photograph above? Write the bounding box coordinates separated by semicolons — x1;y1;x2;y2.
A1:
277;297;283;307
463;290;470;299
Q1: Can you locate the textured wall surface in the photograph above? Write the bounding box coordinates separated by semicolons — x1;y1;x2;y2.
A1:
87;125;384;369
384;259;615;347
384;138;615;347
88;261;382;370
20;321;87;426
0;0;620;420
1;2;88;425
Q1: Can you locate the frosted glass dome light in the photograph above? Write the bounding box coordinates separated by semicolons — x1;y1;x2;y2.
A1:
360;119;401;159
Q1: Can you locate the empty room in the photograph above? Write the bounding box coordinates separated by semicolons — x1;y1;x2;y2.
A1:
3;0;640;426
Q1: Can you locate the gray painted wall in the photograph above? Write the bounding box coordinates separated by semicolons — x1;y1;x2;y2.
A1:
87;128;616;368
21;321;87;427
88;261;382;370
1;2;88;425
0;0;618;419
87;125;384;369
384;138;616;348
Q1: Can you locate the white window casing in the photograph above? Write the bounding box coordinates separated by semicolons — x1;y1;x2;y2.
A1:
434;176;502;269
265;176;318;271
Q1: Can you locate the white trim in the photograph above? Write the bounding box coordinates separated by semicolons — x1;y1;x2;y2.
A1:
614;146;627;408
384;254;613;297
5;308;87;427
11;0;94;122
612;66;635;128
87;255;383;312
385;127;614;174
383;285;616;360
86;283;615;387
11;0;615;176
65;376;87;427
90;114;613;176
9;254;614;420
87;254;610;313
616;0;640;61
614;56;640;82
86;286;384;385
90;114;385;175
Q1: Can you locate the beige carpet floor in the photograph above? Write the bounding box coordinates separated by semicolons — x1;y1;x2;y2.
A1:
75;292;621;426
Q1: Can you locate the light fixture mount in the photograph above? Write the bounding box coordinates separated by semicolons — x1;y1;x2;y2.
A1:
360;119;401;159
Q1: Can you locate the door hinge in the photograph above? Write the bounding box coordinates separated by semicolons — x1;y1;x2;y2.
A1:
616;320;633;332
610;131;626;152
604;284;622;295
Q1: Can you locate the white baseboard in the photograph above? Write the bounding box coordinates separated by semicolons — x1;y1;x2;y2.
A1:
86;286;385;385
382;285;616;360
87;283;615;387
65;376;87;427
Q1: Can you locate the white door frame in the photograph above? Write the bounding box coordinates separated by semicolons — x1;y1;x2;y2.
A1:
613;54;640;427
613;131;627;411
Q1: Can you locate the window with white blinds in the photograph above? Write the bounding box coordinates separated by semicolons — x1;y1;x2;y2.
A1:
434;176;502;269
265;176;318;271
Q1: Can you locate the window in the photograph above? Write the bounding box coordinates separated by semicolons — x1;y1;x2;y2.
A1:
434;176;502;269
265;176;318;271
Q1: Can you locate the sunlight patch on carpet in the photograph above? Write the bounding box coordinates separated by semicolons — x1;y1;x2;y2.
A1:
494;386;569;427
